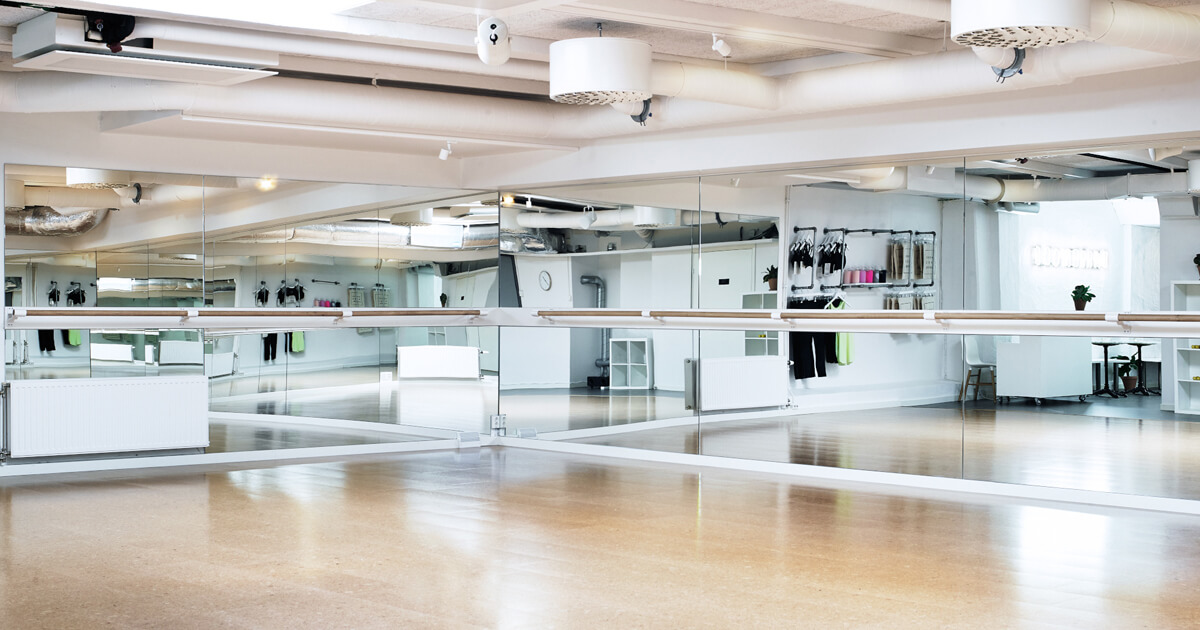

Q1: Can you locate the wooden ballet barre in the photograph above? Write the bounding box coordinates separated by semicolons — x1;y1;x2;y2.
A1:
18;309;189;317
1116;313;1200;322
537;310;645;317
350;309;481;317
932;311;1107;321
199;309;341;317
647;310;774;319
780;311;925;320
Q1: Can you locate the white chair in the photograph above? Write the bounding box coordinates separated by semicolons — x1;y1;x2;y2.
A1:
960;336;996;402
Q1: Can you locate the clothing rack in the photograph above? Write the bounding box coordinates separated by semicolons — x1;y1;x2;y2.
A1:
817;227;915;290
913;231;937;286
789;226;818;291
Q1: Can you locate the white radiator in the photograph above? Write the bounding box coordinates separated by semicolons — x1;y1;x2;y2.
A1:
397;345;481;379
685;357;789;412
7;375;209;458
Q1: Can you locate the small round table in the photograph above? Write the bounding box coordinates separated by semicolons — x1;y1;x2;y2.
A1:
1092;341;1124;398
1126;341;1159;396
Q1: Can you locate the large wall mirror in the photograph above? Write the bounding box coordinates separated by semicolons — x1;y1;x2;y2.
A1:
4;164;498;459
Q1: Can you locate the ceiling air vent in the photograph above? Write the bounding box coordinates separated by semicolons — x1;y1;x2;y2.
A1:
951;0;1092;48
549;38;652;105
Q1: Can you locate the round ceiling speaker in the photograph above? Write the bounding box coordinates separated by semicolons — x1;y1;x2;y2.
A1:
951;0;1091;48
65;168;130;190
549;38;652;105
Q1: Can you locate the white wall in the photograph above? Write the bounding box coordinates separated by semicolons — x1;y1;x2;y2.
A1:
786;185;952;406
1003;201;1128;312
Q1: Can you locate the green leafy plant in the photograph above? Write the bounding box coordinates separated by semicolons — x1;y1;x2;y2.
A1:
1071;284;1095;302
1113;355;1138;379
762;265;778;283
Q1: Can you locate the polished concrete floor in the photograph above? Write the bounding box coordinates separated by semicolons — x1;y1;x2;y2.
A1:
1;448;1198;629
569;405;1200;501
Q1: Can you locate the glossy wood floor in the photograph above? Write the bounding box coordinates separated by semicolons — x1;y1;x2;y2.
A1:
1;448;1198;629
208;420;428;453
572;406;1200;501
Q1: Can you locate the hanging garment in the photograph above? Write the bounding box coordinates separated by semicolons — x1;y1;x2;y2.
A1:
47;283;61;306
68;329;82;346
827;300;854;366
65;285;86;306
276;283;287;307
788;297;835;379
37;329;56;352
290;331;305;353
263;333;278;361
255;284;271;307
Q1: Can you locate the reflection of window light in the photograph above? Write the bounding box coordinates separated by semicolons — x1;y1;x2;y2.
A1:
1029;245;1108;269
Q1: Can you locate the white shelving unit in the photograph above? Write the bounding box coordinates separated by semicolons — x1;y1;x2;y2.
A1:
742;292;779;356
609;338;652;390
1172;281;1200;415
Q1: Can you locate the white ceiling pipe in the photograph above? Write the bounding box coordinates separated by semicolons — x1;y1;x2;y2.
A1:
1189;160;1200;194
1091;0;1200;58
5;178;25;211
997;171;1189;202
651;61;780;110
825;0;949;22
23;186;120;208
848;168;1005;201
972;46;1017;68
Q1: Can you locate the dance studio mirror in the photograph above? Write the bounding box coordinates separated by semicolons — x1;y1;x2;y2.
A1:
497;179;704;447
4;164;498;456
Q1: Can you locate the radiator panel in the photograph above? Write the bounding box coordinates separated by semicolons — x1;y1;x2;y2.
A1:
8;375;209;458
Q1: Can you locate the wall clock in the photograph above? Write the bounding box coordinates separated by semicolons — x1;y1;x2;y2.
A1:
538;270;552;291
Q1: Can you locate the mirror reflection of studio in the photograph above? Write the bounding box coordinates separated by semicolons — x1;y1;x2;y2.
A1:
5;166;499;455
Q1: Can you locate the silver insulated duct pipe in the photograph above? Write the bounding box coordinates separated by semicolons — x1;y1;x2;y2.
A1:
580;275;610;379
6;206;110;236
230;222;497;249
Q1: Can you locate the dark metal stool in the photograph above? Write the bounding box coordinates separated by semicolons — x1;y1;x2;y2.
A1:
1127;341;1159;396
1092;341;1123;398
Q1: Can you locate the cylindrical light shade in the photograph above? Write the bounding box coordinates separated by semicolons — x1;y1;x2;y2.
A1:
952;0;1091;48
65;168;130;189
549;38;653;105
4;178;25;211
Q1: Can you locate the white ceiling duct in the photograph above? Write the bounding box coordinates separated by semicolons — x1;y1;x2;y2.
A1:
391;208;434;226
64;168;130;190
5;178;25;212
1189;160;1200;195
24;186;121;208
549;38;653;105
843;165;1191;203
1090;0;1200;58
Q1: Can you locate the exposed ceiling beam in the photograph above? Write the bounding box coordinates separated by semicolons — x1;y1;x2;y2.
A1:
551;0;946;57
823;0;949;22
974;159;1096;179
369;0;577;18
1083;151;1179;173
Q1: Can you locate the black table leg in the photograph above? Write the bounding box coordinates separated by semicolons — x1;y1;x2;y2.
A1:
1128;345;1154;396
1094;345;1120;398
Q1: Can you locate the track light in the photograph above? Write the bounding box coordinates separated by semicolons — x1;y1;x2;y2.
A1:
711;33;731;58
438;141;454;161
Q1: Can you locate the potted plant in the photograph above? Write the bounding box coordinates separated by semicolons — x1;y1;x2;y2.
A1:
1193;253;1200;278
1071;284;1095;311
1114;354;1138;392
763;265;779;291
